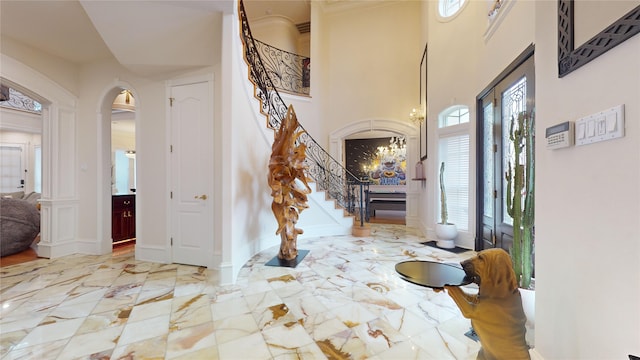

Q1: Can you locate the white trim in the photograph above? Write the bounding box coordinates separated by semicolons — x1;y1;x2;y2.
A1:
218;261;234;286
165;73;216;268
0;55;76;107
1;54;79;258
95;81;138;256
484;0;517;42
0;107;42;133
329;118;421;229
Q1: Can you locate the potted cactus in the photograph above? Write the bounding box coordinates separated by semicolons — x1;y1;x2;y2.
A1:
435;161;457;248
505;111;535;289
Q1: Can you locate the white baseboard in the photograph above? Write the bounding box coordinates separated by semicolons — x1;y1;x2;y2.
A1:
135;244;170;264
35;240;77;258
75;238;110;255
218;261;235;285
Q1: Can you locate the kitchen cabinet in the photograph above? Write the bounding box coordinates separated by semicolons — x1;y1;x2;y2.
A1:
112;194;135;242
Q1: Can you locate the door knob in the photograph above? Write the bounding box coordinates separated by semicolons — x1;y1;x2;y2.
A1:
194;194;208;200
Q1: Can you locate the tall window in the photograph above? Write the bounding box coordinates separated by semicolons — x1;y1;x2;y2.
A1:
438;106;470;231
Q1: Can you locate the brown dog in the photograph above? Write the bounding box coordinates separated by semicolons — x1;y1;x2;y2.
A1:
445;248;530;360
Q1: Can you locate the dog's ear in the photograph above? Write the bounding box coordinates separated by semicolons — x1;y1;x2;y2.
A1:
483;249;519;298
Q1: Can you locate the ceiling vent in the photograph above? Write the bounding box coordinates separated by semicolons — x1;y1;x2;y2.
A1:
296;21;311;34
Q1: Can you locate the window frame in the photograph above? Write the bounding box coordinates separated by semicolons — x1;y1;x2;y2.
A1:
436;0;469;22
437;106;471;232
475;44;535;252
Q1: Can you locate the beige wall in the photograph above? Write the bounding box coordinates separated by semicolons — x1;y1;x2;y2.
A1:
318;1;422;147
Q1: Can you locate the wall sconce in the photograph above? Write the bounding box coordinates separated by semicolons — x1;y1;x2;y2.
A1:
125;150;136;159
409;106;425;127
112;90;135;112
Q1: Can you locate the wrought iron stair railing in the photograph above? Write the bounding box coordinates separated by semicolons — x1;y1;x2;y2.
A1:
238;0;368;225
253;39;310;96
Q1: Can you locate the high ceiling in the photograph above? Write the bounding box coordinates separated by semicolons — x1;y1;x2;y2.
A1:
0;0;113;65
1;0;311;135
0;0;308;74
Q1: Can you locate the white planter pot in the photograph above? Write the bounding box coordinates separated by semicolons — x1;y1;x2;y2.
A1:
519;288;535;348
435;223;457;248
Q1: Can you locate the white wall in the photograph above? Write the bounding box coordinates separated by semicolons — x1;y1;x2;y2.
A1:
0;5;357;285
4;4;639;355
534;1;640;358
425;0;535;248
0;37;80;96
73;58;168;255
426;0;640;357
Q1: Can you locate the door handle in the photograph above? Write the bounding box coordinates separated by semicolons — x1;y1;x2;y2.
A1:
194;194;208;200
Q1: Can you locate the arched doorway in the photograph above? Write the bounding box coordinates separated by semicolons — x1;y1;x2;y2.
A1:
1;54;79;258
96;84;139;255
329;119;421;228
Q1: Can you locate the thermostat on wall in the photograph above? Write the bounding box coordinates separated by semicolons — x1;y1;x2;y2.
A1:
545;121;574;149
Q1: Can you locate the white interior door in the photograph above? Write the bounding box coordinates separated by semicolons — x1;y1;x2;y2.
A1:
0;144;25;193
170;80;213;267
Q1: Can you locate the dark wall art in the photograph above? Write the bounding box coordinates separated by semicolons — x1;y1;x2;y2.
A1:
345;137;407;185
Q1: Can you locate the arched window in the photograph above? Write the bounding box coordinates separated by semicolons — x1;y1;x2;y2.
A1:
437;105;470;231
438;0;467;19
439;106;469;128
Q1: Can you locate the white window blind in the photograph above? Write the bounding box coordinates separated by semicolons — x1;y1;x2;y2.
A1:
438;134;469;231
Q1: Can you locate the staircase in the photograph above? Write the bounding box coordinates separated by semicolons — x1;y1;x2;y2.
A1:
238;0;368;234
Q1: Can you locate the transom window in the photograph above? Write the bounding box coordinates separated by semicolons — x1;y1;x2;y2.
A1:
439;106;469;128
439;0;467;18
0;86;42;113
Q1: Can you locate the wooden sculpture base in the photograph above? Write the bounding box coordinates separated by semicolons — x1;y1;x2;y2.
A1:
265;250;309;268
352;223;371;237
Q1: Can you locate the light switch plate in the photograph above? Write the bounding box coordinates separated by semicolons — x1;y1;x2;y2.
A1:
575;104;624;146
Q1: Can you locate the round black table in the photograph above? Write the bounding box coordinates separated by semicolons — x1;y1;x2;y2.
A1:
395;260;472;289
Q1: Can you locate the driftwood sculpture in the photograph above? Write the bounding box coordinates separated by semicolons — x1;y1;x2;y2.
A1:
268;105;312;261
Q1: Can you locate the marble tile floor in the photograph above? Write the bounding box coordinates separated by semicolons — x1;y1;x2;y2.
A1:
1;225;493;359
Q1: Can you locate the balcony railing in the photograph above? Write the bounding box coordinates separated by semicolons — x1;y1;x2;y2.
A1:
253;39;310;96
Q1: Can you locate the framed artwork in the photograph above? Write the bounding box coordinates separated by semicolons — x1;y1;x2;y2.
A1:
558;0;640;77
345;137;407;185
420;43;428;160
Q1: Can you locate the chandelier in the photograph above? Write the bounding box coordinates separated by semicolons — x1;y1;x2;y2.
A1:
376;136;406;163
